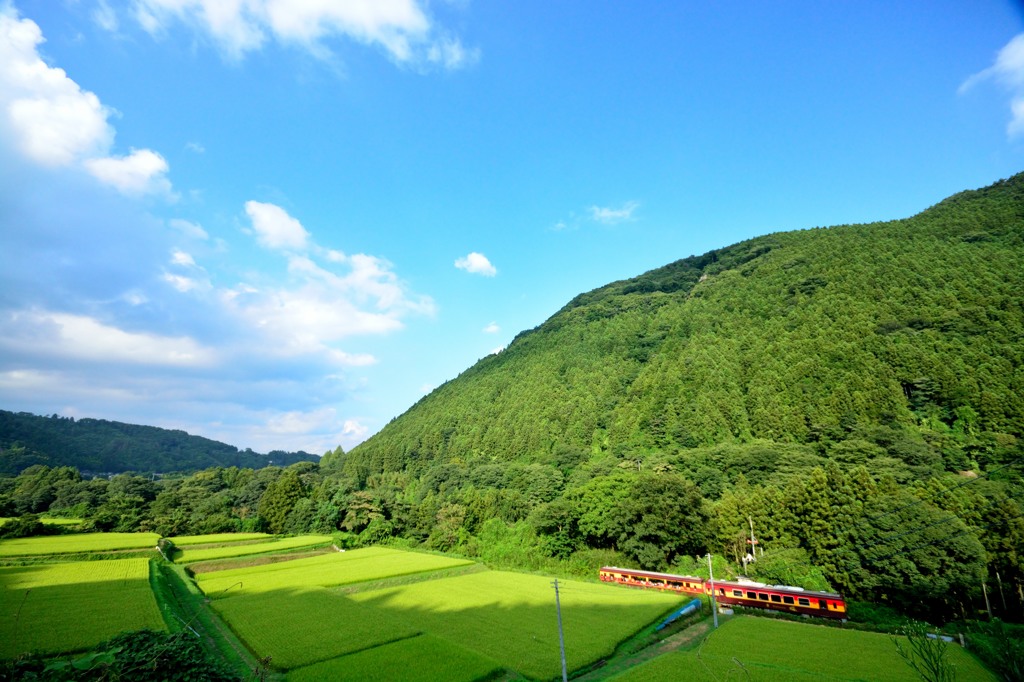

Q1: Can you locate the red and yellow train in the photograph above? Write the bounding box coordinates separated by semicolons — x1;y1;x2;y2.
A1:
599;566;847;619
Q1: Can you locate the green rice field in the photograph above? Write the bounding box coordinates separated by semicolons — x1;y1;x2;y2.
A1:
350;570;684;680
286;634;502;682
174;534;333;563
0;532;160;557
0;558;165;657
197;546;474;597
611;616;997;681
167;532;273;546
212;587;420;669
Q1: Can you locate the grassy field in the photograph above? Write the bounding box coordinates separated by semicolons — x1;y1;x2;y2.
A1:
0;532;160;557
350;570;684;680
167;532;273;546
196;546;475;597
0;558;165;657
212;587;420;670
611;616;997;681
174;534;333;563
286;634;503;682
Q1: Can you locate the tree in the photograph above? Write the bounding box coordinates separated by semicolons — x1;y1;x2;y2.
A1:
257;469;305;534
614;472;713;569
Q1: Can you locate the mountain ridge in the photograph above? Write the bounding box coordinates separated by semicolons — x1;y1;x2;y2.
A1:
346;173;1024;480
0;409;318;474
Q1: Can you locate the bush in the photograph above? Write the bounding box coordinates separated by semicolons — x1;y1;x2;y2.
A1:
0;513;53;539
0;629;241;682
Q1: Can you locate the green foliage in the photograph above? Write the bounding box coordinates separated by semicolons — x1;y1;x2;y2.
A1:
892;621;958;682
1;629;240;682
966;618;1024;682
0;410;317;474
0;513;53;539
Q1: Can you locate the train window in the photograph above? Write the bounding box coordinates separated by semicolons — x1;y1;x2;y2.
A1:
732;589;743;597
746;591;756;599
718;588;725;596
798;598;811;607
758;593;769;601
770;595;782;603
783;596;795;605
818;600;827;609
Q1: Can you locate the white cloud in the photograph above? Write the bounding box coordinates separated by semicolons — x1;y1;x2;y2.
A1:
185;141;205;153
93;1;119;32
589;201;639;224
0;310;216;367
245;200;310;251
170;249;196;267
133;0;476;69
960;33;1024;137
455;252;497;276
85;148;173;196
169;218;210;240
0;7;174;193
223;210;435;365
0;8;114;166
482;321;500;334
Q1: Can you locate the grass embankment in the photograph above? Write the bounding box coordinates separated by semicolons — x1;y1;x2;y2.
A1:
611;615;998;681
150;558;274;680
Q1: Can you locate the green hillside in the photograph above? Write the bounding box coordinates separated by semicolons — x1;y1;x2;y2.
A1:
0;410;317;474
347;175;1023;477
330;174;1024;619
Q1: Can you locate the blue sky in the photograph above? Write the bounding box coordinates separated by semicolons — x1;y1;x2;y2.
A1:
0;1;1022;456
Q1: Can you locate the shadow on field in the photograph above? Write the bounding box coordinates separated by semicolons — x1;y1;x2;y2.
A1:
211;573;685;680
0;573;161;659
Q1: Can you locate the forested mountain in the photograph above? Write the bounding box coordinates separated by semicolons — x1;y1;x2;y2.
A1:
0;410;317;474
348;175;1023;479
3;175;1022;626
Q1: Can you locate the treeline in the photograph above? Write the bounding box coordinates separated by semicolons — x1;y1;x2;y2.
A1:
0;410;317;474
3;448;1022;624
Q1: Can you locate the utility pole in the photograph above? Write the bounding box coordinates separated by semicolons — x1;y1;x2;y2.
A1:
749;516;761;558
707;554;719;629
552;579;568;682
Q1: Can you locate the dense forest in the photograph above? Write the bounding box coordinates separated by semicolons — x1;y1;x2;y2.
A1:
0;410;317;474
2;175;1023;626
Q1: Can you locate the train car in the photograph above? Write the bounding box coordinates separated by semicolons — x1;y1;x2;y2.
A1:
599;566;704;595
708;579;847;619
599;567;847;620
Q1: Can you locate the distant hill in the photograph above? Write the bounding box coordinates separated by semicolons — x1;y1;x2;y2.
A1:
0;410;318;475
346;174;1024;482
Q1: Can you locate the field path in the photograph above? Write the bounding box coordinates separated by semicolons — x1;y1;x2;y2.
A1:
573;619;713;681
